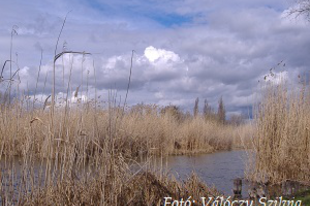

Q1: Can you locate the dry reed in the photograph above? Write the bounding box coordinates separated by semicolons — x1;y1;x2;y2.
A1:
248;76;310;184
0;101;251;158
0;89;250;205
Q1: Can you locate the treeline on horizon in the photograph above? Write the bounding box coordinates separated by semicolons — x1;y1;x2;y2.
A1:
130;96;247;126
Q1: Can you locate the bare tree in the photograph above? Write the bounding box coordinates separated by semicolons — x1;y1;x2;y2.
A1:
289;0;310;20
161;105;184;122
203;99;217;121
203;99;211;116
193;97;199;117
229;114;246;126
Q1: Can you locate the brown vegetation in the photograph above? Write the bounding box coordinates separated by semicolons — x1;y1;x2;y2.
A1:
1;93;240;205
0;82;252;205
0;99;251;158
249;76;310;184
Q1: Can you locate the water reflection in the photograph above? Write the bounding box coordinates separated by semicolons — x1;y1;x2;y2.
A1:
154;150;249;195
1;150;250;200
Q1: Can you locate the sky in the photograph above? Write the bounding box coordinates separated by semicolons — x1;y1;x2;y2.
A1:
0;0;309;117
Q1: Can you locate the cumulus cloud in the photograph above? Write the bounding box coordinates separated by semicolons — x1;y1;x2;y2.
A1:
144;46;181;63
0;0;309;116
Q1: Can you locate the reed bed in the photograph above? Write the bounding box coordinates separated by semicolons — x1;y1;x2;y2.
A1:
249;76;310;184
0;95;231;205
0;99;251;159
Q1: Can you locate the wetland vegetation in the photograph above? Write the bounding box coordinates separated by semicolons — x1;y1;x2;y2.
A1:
1;7;310;204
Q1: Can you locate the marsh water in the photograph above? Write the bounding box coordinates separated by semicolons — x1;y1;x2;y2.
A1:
1;150;250;201
150;150;250;196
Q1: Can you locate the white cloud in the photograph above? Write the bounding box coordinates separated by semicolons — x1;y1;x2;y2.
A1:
154;92;164;99
144;46;181;63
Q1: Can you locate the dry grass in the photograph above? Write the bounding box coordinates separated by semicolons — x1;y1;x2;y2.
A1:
0;146;222;205
248;76;310;184
1;167;221;206
0;91;250;205
0;100;251;158
0;99;225;205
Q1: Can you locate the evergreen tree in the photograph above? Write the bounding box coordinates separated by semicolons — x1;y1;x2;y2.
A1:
193;97;199;117
217;96;226;124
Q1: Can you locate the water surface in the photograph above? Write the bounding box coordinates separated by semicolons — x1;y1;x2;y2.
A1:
155;150;249;196
1;150;250;200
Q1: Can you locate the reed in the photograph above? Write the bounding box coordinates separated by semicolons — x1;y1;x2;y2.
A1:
0;79;252;204
0;100;250;159
1;93;231;205
248;75;310;184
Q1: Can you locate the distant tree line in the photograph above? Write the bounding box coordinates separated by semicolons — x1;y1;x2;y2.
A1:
129;97;246;125
193;97;225;124
193;96;246;125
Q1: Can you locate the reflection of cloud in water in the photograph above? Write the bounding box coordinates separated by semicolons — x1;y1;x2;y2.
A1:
159;150;249;196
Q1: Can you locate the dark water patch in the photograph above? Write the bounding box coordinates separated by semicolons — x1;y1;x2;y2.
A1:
1;150;250;203
153;150;250;196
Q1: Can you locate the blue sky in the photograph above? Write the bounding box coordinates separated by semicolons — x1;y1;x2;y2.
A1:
84;0;194;27
0;0;309;116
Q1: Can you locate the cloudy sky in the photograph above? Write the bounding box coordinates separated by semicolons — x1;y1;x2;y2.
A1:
0;0;309;116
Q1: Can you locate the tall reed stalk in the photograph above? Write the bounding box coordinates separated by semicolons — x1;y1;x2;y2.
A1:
249;76;310;184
